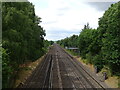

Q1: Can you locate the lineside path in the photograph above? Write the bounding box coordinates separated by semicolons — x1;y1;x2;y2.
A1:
19;44;109;89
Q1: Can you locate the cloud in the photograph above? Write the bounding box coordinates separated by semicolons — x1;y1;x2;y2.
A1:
45;29;80;41
42;21;57;24
28;0;113;41
86;2;115;11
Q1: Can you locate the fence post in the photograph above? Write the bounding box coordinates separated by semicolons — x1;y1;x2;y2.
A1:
102;72;108;80
94;66;98;73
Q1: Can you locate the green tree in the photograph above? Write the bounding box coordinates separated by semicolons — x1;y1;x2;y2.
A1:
2;2;46;88
98;2;120;75
57;35;79;48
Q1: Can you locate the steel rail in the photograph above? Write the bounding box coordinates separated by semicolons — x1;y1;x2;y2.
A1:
42;55;53;89
19;53;50;88
63;56;89;89
59;45;107;90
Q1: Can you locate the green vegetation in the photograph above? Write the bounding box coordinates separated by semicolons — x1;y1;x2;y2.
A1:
44;40;54;51
98;2;120;75
2;1;120;88
2;48;14;88
57;35;79;48
2;2;52;88
57;2;120;76
66;49;79;56
118;77;120;88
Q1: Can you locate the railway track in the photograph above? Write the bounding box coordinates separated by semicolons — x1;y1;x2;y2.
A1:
60;45;108;89
57;45;107;89
19;44;108;89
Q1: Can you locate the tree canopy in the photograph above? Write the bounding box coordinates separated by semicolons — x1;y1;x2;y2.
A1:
57;35;79;48
2;2;47;88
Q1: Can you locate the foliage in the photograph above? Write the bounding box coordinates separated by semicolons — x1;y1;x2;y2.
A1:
2;2;46;88
80;2;120;74
2;48;14;88
44;40;54;51
118;77;120;88
98;2;120;75
78;26;97;59
57;2;120;75
57;35;79;48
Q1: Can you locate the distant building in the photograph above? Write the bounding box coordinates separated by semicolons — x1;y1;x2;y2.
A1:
67;47;79;53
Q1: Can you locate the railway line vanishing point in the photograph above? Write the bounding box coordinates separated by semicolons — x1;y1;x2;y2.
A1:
19;44;108;89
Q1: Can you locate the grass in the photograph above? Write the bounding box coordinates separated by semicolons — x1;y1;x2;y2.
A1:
81;59;89;65
101;66;112;77
65;48;120;88
66;49;79;56
105;76;119;88
14;55;44;88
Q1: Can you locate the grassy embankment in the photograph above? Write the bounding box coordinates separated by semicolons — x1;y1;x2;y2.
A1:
14;55;45;88
65;49;120;88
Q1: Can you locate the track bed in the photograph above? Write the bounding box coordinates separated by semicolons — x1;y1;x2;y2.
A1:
19;44;108;89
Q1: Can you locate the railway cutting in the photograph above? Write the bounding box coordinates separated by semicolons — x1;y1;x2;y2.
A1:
19;44;108;89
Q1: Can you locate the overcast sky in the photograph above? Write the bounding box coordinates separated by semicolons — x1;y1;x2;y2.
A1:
28;0;116;41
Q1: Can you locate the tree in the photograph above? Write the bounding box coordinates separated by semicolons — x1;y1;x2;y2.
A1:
57;35;79;48
98;2;120;75
2;2;46;88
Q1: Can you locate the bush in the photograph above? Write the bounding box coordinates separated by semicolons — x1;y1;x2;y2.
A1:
2;48;14;88
86;53;93;64
92;54;104;72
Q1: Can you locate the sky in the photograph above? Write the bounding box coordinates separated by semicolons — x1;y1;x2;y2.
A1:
28;0;116;41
